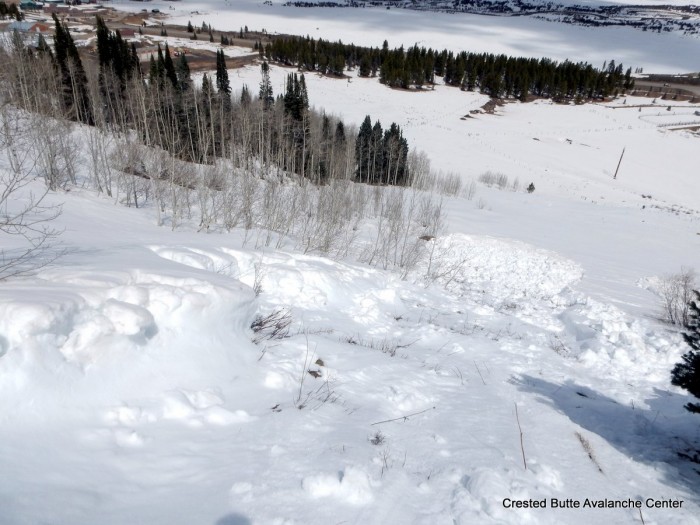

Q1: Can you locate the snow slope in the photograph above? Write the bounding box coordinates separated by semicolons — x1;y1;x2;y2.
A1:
1;5;700;524
0;179;698;525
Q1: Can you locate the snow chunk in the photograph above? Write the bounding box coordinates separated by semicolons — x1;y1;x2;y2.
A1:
302;466;375;505
101;298;156;337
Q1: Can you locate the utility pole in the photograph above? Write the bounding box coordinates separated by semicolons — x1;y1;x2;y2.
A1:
613;147;626;180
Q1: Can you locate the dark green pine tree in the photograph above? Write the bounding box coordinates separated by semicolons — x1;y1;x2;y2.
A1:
151;44;167;89
175;52;191;92
369;120;383;183
163;43;178;89
202;73;213;99
95;16;140;94
259;61;274;109
215;49;231;95
52;14;93;124
36;33;53;59
187;20;194;33
359;53;371;77
283;73;309;120
95;15;111;68
672;291;700;413
240;84;251;107
130;43;141;78
355;115;372;183
334;121;345;144
149;53;164;88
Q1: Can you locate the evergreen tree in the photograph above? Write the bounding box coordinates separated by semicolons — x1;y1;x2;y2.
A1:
359;53;371;77
95;15;111;67
95;16;140;94
355;115;372;183
334;121;345;144
150;47;165;88
163;43;178;89
240;84;251;106
202;73;213;98
215;49;231;95
369;120;383;183
672;291;700;413
36;33;53;59
259;61;273;108
283;72;308;121
175;52;191;92
52;14;93;124
187;20;193;33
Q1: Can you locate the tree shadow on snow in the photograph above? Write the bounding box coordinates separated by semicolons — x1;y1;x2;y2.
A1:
215;514;252;525
515;375;700;498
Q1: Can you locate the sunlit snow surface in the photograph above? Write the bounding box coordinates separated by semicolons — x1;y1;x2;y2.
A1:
0;2;699;524
0;179;698;524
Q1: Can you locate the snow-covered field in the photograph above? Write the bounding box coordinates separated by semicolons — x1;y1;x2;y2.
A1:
228;63;700;213
110;0;700;73
1;3;700;525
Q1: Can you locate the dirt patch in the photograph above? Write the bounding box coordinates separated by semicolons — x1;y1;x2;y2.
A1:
184;50;257;72
479;98;505;114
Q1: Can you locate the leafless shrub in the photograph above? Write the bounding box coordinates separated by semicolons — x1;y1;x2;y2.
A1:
433;171;462;197
295;332;315;408
478;171;510;190
343;334;415;357
463;179;477;200
250;308;292;344
659;267;696;325
361;187;444;277
548;334;570;357
369;430;386;446
407;152;463;198
33;117;78;191
296;378;340;410
379;447;392;477
0;108;64;280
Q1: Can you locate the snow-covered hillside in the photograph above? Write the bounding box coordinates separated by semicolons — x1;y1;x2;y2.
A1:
1;3;699;525
1;170;699;524
1;111;699;524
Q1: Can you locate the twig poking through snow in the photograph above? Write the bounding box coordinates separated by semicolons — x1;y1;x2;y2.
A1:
474;361;486;385
515;402;527;471
370;406;436;426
